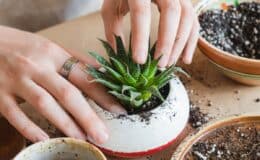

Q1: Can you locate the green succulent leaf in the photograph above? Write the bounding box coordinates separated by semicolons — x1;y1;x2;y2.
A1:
98;39;116;57
102;65;124;83
150;41;157;58
132;64;141;79
141;90;152;101
110;57;126;75
115;35;126;57
142;54;151;77
95;79;121;92
173;67;190;78
147;58;160;80
84;36;188;110
158;75;174;89
155;65;176;83
85;65;103;79
124;67;137;86
109;91;131;102
137;74;148;88
150;85;164;101
121;85;136;94
88;51;110;67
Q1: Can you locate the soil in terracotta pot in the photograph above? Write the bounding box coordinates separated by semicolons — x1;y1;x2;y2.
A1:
199;2;260;59
185;122;260;160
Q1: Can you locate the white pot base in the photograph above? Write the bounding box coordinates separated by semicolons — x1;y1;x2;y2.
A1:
89;78;190;157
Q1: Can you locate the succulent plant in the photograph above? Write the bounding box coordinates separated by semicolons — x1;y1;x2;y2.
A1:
85;35;188;112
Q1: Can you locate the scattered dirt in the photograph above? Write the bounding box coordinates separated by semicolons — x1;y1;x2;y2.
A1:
185;122;260;160
189;105;211;129
199;2;260;59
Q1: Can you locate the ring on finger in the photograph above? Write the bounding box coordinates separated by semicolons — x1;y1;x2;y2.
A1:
60;57;79;79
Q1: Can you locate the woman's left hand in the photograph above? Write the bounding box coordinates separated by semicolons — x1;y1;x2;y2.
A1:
101;0;200;67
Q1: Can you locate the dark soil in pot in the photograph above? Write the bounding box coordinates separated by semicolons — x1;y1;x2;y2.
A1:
114;83;170;125
199;2;260;59
122;83;170;115
185;122;260;160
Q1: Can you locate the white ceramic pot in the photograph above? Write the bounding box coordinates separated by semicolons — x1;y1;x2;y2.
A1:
89;77;190;158
14;138;106;160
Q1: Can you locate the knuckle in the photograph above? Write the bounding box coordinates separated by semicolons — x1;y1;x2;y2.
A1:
132;2;150;14
34;93;49;109
40;41;59;56
62;119;74;130
3;106;16;118
16;55;34;69
162;0;181;13
59;85;77;102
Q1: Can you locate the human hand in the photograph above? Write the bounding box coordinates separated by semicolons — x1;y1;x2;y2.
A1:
101;0;199;67
0;26;125;144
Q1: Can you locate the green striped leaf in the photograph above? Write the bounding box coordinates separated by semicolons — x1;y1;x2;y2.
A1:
150;85;164;101
95;79;121;92
88;51;110;67
103;65;124;83
98;39;116;57
110;57;126;75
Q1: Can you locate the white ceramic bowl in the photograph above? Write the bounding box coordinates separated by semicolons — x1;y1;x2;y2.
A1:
14;138;106;160
89;78;190;158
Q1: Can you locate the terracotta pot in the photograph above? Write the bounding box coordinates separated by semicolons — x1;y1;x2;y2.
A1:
197;0;260;85
0;118;25;160
89;78;190;158
171;114;260;159
14;138;106;160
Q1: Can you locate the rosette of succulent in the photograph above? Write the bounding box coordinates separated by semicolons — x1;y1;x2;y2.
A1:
85;35;190;158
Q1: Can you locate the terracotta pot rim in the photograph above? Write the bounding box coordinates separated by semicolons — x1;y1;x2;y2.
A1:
171;114;260;160
199;37;260;64
207;57;260;78
14;138;107;160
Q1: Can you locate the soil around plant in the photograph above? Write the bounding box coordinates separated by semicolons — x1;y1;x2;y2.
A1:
185;122;260;160
199;2;260;59
124;83;170;115
115;83;170;124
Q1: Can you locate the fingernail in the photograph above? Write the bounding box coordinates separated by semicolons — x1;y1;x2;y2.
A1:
110;105;127;114
36;132;49;142
97;130;109;144
88;129;109;145
158;55;168;68
134;49;147;64
74;132;87;140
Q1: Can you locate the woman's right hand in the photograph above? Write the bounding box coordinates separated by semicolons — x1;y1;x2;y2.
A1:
0;26;125;144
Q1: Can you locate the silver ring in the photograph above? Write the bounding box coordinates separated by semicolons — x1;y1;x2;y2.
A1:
60;57;79;79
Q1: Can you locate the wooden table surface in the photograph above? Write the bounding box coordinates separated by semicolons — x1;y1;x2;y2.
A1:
34;2;260;160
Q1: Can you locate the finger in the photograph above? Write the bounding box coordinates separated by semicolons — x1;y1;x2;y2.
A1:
182;19;200;64
69;63;126;114
168;0;194;66
101;0;128;48
128;0;151;64
16;78;86;140
53;48;126;113
154;0;181;67
0;93;49;142
33;71;109;144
